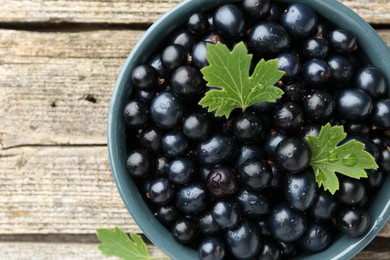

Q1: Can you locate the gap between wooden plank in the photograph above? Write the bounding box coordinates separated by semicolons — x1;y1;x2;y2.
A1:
0;22;151;32
0;21;388;32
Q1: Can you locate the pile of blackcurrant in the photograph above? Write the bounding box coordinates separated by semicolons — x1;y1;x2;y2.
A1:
122;0;390;259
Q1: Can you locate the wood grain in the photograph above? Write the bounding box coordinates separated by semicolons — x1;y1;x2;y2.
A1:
0;0;388;25
0;146;140;234
1;29;389;149
0;29;142;149
0;242;165;260
0;238;387;259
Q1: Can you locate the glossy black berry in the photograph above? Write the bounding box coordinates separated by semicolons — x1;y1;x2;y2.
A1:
302;36;329;59
264;130;287;158
302;59;331;86
123;99;150;129
147;54;167;77
344;122;371;135
213;4;245;39
267;202;307;242
379;147;390;173
335;207;370;237
126;149;153;178
249;100;279;113
328;29;358;54
134;89;156;103
257;219;272;237
242;0;271;20
192;41;209;69
266;3;284;21
198;211;221;235
197;134;236;165
280;3;318;39
171;66;204;97
139;127;162;154
212;200;240;229
149;178;175;205
365;169;385;190
176;183;208;215
155;156;169;177
269;164;284;191
239;159;272;191
371;99;390;130
154;205;179;227
182;113;211;140
232;112;265;144
161;44;188;72
248;22;291;58
172;217;198;244
282;83;307;102
277;52;301;78
235;145;264;169
225;220;261;259
170;29;195;51
354;65;387;99
206;166;239;198
371;132;389;148
310;190;338;221
301;123;321;139
327;54;354;85
276;137;311;173
150;92;184;129
300;222;332;252
198;238;226;260
162;131;189;158
336;178;366;206
236;189;270;218
168;158;196;185
202;32;223;44
273;102;304;133
187;12;209;35
335;89;373;122
131;65;160;91
277;241;298;259
284;170;318;211
303;90;335;123
257;240;282;260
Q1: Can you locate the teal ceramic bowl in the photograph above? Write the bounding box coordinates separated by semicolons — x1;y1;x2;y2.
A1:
108;0;390;259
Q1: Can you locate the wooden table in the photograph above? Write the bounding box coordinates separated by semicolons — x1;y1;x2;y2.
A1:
0;0;389;259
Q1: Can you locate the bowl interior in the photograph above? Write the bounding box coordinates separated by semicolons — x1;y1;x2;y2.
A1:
108;0;390;259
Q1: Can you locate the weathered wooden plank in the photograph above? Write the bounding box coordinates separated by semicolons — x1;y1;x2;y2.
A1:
1;29;389;149
0;0;388;24
0;240;387;260
0;146;140;234
0;29;143;148
0;242;165;260
2;145;390;237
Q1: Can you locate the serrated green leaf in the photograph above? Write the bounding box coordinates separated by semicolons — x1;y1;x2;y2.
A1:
199;42;285;118
97;227;151;260
307;123;379;194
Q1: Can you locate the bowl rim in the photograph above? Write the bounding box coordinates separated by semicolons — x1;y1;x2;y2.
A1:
108;0;390;259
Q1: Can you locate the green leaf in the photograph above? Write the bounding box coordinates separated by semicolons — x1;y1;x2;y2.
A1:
97;227;151;260
306;123;379;194
199;42;285;118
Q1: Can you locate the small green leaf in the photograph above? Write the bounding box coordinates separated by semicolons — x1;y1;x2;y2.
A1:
307;123;379;194
97;227;151;260
199;42;285;118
